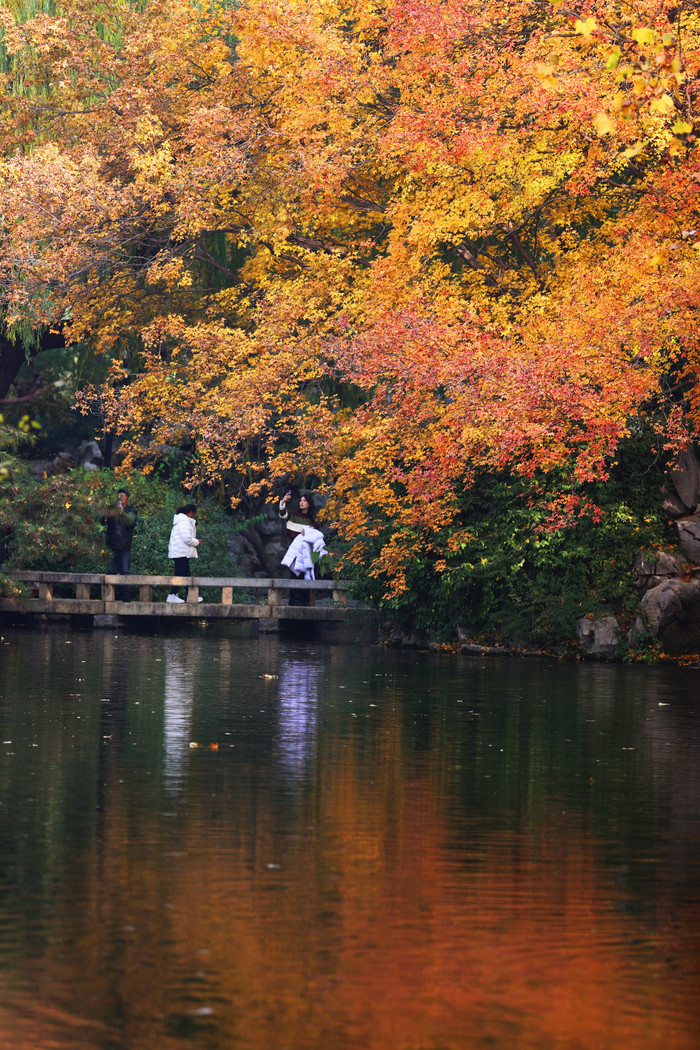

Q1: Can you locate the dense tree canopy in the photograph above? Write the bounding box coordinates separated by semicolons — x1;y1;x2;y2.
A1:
0;0;698;593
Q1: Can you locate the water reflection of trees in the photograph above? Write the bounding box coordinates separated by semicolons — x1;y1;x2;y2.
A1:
0;635;699;1049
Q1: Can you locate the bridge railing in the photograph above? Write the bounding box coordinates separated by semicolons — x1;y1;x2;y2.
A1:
0;571;356;620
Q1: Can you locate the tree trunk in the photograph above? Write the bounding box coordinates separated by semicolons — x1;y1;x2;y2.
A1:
0;337;30;401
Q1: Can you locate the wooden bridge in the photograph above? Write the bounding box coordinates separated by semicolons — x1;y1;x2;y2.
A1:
0;571;369;628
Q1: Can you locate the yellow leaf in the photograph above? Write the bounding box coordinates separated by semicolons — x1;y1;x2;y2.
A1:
672;118;693;135
612;92;634;117
632;27;656;47
535;63;558;91
650;95;675;115
593;112;616;136
574;17;597;38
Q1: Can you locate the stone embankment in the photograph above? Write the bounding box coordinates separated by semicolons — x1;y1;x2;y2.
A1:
578;447;700;658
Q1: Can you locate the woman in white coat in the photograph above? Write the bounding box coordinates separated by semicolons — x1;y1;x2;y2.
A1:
166;504;201;603
279;490;328;605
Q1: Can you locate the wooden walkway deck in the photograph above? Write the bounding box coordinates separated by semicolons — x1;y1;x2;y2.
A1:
0;571;366;624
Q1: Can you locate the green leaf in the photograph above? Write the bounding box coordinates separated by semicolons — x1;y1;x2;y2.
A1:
606;49;621;71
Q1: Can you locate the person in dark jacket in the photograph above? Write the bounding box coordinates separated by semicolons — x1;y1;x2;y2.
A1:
100;488;137;601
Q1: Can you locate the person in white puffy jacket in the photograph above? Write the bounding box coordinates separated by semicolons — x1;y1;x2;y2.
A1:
166;504;202;603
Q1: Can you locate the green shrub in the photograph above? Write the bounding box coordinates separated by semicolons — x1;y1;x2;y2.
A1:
350;430;676;650
0;468;243;596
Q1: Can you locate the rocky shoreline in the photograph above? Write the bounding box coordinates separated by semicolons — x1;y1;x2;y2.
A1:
574;448;700;659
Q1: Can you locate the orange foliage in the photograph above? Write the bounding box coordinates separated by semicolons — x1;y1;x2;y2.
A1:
1;0;699;589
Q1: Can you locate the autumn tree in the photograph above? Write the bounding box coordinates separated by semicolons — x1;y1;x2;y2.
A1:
0;0;698;596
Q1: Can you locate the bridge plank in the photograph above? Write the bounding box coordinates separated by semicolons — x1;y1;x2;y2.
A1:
5;571;347;590
0;598;360;622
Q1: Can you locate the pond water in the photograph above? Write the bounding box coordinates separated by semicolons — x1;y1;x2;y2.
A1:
0;624;698;1050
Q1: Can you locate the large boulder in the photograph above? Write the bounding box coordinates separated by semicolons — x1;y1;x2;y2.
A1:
640;578;700;653
263;537;286;571
676;515;700;564
669;447;700;512
29;451;73;475
662;487;690;518
77;439;103;470
228;527;286;578
576;615;620;659
227;534;261;577
633;550;688;590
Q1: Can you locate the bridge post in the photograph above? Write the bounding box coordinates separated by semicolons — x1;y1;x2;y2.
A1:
267;585;281;607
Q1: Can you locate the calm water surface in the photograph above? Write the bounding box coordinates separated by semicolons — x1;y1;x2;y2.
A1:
0;625;698;1050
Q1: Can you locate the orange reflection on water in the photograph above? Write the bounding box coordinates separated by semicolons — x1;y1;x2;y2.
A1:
46;757;693;1050
1;633;698;1050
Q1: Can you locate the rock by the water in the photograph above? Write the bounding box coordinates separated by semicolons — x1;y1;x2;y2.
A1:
640;578;700;653
576;615;619;659
626;616;648;647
